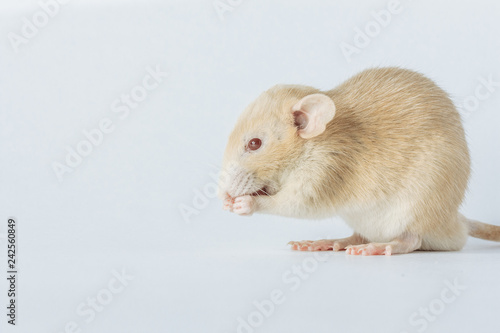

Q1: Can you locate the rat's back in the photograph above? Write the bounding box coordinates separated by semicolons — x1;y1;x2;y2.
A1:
325;68;470;250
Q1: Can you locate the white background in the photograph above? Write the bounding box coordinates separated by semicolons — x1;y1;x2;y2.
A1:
1;0;499;332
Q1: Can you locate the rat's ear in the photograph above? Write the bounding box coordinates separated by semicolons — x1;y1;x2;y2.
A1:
292;93;336;139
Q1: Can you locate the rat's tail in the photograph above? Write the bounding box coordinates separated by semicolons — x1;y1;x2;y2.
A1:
466;216;500;242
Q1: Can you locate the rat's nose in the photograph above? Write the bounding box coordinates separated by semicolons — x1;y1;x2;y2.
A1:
217;161;241;198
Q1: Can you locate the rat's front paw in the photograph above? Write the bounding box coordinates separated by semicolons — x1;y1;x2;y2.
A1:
232;195;256;216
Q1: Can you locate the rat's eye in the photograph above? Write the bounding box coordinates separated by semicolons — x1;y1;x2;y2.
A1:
247;138;262;151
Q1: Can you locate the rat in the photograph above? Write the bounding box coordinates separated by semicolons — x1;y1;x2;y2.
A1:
217;67;499;255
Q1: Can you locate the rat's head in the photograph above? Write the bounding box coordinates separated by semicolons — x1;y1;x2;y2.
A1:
218;85;336;199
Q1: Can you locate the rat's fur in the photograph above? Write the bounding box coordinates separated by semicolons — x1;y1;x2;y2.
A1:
219;67;499;254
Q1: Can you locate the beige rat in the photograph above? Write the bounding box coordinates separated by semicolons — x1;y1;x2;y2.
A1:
218;67;499;255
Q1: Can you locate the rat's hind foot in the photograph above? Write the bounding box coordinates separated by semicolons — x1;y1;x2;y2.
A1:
288;239;332;251
345;234;422;256
288;233;367;251
345;243;392;256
